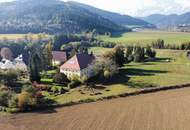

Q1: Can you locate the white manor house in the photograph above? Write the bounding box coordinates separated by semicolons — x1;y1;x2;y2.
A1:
60;54;95;79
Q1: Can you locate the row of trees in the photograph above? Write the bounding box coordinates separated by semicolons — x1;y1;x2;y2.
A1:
102;45;156;67
151;39;190;50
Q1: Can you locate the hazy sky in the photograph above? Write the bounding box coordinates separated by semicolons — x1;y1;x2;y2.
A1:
1;0;190;16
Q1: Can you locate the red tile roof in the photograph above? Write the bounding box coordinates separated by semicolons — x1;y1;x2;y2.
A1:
52;51;67;62
60;54;95;71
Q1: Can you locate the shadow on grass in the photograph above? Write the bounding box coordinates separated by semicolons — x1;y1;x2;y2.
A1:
155;58;173;63
127;81;157;89
126;68;168;76
101;67;168;88
102;72;130;86
110;32;124;38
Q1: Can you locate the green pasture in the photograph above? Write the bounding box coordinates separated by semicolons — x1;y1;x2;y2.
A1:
47;48;190;105
97;31;190;45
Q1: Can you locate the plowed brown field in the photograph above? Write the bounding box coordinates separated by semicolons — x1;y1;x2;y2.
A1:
1;87;190;130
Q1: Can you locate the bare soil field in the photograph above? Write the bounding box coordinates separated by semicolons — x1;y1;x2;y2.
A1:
1;87;190;130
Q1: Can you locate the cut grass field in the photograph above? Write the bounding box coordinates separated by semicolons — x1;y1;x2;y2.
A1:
126;49;190;88
2;87;190;130
97;31;190;45
43;48;190;105
0;34;49;40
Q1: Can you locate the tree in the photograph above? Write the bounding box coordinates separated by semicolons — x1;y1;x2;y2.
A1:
103;50;116;62
92;57;118;81
133;46;145;62
0;47;13;60
151;39;165;49
114;45;125;67
124;46;134;62
29;52;42;83
42;41;53;69
146;46;156;58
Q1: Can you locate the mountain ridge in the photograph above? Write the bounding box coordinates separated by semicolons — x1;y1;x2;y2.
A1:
68;1;154;27
0;0;128;34
142;12;190;29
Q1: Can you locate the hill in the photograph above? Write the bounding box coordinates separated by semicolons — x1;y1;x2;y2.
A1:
142;12;190;31
0;0;128;34
68;1;154;28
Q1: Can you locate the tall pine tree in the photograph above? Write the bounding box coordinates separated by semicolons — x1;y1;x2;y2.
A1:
29;52;41;83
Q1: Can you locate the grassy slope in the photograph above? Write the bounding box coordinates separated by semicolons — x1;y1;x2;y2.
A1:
97;31;190;45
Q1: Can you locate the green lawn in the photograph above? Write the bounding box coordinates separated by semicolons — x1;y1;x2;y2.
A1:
49;49;190;105
125;50;190;88
97;31;190;45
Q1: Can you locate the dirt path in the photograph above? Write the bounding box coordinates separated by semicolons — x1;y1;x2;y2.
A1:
1;87;190;130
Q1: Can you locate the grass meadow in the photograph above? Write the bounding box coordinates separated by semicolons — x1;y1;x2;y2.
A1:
0;34;49;40
46;48;190;105
97;31;190;45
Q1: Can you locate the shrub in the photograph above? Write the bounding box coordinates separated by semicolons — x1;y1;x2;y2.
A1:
0;90;16;108
0;85;9;91
51;86;67;94
53;73;69;84
17;91;37;111
0;69;20;86
146;46;156;58
22;85;37;95
8;95;18;108
80;76;88;85
68;81;81;89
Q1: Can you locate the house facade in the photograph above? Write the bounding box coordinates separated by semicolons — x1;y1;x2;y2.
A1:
52;51;67;66
0;54;27;71
60;54;95;79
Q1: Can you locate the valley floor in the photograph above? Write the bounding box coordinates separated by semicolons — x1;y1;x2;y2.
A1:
1;87;190;130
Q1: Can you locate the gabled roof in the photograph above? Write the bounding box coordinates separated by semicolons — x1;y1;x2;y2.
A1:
60;54;94;71
52;51;67;62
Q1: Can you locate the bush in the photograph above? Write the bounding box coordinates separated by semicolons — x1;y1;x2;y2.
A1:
0;90;17;108
133;46;145;62
53;73;69;84
0;69;20;86
68;81;81;89
8;95;18;108
51;86;68;94
146;46;156;58
0;85;9;91
17;91;37;111
22;85;37;95
0;91;10;106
